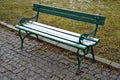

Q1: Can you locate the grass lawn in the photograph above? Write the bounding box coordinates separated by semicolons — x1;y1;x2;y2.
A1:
0;0;120;63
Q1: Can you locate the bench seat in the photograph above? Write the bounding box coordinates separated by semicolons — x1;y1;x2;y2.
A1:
16;21;99;50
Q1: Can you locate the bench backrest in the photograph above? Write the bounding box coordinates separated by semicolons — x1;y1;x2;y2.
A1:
33;4;105;25
33;4;106;37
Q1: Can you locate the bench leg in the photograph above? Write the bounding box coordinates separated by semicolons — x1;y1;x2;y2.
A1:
19;30;30;49
76;48;91;75
76;47;96;74
91;47;95;63
76;49;87;74
36;34;39;40
76;49;80;72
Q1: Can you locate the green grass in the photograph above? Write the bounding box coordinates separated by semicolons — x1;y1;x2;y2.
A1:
0;0;120;63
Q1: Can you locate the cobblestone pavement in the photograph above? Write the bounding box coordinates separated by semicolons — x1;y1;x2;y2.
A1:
0;25;120;80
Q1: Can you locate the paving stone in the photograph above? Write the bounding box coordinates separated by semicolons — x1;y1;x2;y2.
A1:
81;67;89;73
1;62;8;67
57;73;66;79
28;71;35;77
33;73;44;80
117;75;120;80
1;76;10;80
12;63;22;69
8;73;17;80
0;73;3;78
25;63;33;68
13;67;25;73
95;68;102;74
37;77;46;80
39;69;51;78
102;71;110;76
64;76;74;80
19;60;27;66
90;76;98;80
94;74;102;79
60;59;70;65
5;64;15;71
3;72;13;78
109;74;118;80
50;75;60;80
101;76;108;80
26;77;36;80
0;66;5;73
45;68;53;73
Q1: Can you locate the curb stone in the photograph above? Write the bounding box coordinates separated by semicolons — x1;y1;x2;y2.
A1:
0;20;120;69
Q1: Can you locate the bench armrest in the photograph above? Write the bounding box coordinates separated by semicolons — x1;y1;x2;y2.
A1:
19;13;39;26
19;17;35;26
79;33;99;46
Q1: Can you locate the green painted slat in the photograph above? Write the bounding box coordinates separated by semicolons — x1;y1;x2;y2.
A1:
33;4;105;25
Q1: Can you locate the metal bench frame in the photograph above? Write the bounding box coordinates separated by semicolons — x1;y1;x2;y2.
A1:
16;4;105;74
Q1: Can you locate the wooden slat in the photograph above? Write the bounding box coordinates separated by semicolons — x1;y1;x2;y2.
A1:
29;21;80;37
23;23;79;44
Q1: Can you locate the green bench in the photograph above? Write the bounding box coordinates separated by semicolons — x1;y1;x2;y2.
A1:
15;4;105;74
